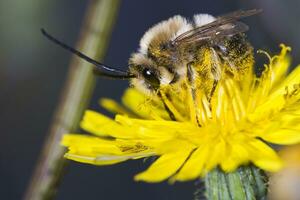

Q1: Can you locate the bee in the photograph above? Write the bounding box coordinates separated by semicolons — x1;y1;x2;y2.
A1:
42;9;261;120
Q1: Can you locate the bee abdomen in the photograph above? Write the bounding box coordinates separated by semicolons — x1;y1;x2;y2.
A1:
217;34;254;77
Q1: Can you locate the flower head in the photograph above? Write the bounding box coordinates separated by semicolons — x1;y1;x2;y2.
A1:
62;45;300;182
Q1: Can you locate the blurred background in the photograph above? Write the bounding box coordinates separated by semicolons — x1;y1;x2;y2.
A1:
0;0;299;199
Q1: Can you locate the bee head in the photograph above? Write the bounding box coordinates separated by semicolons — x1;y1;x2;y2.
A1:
128;15;193;94
129;53;175;93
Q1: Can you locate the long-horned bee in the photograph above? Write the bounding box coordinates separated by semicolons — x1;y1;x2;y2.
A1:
42;9;260;120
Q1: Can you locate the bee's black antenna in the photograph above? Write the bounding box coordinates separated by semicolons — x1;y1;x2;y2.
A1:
41;28;135;79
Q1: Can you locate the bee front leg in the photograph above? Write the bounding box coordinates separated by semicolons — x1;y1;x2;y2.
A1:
158;91;176;121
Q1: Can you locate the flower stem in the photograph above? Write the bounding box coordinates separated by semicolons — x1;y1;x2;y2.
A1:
24;0;120;200
204;166;267;200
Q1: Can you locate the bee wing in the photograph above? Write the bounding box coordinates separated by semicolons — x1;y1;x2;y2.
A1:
176;21;249;45
172;9;261;45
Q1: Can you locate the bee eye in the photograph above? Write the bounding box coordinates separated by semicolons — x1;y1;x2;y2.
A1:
142;68;160;89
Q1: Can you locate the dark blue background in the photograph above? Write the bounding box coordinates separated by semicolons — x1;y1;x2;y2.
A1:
0;0;299;199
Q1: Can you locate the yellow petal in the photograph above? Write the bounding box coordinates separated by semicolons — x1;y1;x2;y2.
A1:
247;139;283;171
262;44;291;89
260;129;300;145
155;139;195;154
99;98;134;116
80;110;135;138
62;134;121;155
64;153;126;165
115;115;196;139
134;149;192;182
221;143;249;172
254;65;300;116
173;147;209;181
63;134;156;165
204;139;228;172
65;151;155;165
122;88;169;119
270;52;290;88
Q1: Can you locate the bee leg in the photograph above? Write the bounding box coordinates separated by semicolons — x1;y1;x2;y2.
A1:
208;48;221;102
187;63;201;127
208;80;218;102
158;91;176;121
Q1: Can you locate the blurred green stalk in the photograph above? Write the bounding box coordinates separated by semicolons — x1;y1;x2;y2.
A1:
204;166;267;200
24;0;120;199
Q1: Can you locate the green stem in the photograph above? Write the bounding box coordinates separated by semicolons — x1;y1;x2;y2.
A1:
204;166;267;200
24;0;120;199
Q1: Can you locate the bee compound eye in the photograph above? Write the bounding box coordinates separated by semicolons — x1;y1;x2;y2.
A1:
142;68;160;89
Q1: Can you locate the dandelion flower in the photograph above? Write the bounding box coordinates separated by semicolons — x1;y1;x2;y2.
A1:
62;45;300;183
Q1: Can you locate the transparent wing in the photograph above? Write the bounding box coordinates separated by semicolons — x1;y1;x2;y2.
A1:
172;9;261;46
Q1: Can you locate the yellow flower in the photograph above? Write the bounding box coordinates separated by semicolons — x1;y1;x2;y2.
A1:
62;45;300;182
